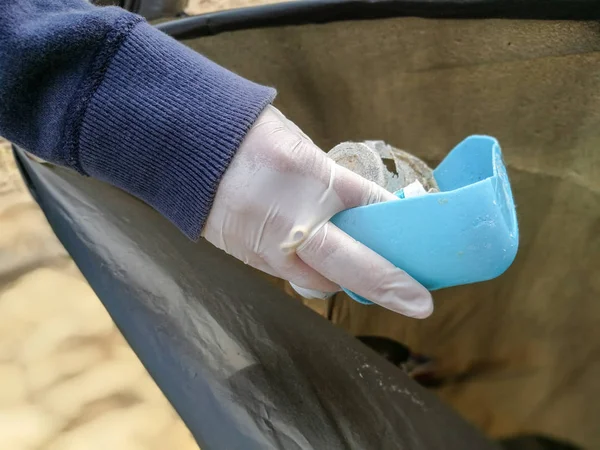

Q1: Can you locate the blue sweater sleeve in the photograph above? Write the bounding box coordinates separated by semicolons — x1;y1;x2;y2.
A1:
0;1;276;240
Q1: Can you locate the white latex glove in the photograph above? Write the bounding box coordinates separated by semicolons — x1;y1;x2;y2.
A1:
202;106;433;318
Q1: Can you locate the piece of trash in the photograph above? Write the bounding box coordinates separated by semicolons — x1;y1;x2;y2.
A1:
328;140;439;194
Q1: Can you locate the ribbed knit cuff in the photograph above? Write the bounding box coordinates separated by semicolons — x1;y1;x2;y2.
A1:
78;22;276;240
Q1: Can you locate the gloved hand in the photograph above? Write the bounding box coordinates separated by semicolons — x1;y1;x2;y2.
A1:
202;106;433;318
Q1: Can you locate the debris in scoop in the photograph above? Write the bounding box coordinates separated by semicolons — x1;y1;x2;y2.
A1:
328;140;439;194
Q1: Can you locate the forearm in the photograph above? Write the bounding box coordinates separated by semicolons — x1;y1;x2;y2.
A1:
0;0;276;239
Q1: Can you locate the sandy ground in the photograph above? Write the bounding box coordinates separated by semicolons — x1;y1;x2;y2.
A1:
0;2;287;449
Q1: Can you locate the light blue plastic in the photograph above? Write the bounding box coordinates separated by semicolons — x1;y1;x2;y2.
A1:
330;135;519;305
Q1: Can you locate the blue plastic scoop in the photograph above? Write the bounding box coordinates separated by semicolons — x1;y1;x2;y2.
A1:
330;135;519;305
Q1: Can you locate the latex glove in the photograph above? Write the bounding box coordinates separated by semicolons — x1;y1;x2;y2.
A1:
202;106;433;318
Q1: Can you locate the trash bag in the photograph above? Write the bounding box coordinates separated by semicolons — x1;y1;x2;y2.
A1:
159;3;600;448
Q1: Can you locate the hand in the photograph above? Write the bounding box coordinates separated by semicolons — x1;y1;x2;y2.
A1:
202;106;433;318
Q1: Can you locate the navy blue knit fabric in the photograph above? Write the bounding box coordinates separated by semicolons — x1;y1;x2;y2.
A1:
0;1;276;239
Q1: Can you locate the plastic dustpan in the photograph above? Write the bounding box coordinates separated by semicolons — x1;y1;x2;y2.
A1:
330;135;519;305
